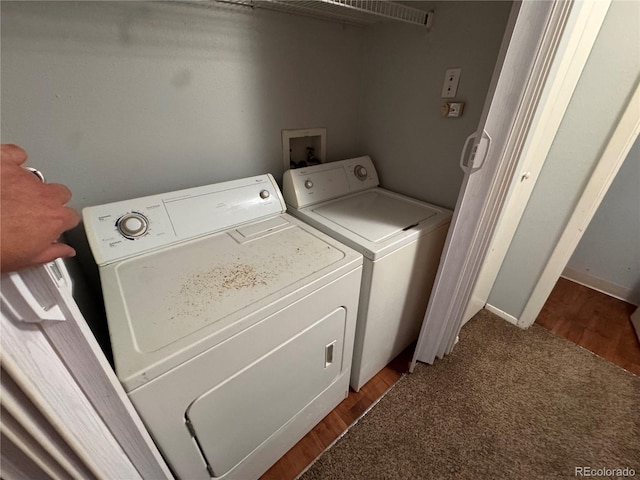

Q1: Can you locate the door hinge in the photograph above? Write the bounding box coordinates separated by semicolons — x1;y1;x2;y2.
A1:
185;417;215;478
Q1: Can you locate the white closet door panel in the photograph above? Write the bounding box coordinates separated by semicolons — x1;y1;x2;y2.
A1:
0;433;53;480
412;0;571;365
1;369;95;480
1;264;171;480
1;311;141;480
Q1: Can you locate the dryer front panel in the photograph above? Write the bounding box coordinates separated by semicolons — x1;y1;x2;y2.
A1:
126;266;361;480
186;307;346;477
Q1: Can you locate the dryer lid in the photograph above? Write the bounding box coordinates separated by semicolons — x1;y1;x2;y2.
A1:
312;190;438;243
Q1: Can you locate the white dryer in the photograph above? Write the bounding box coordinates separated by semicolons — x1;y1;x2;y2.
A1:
83;174;362;480
283;156;452;391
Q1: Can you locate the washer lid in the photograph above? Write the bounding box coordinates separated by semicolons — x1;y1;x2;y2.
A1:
99;214;362;391
291;188;453;261
313;190;438;243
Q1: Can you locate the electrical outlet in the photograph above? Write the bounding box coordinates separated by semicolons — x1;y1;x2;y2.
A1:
441;102;464;118
441;68;461;98
447;102;464;117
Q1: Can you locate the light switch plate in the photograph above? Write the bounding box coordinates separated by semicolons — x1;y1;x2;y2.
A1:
441;68;461;98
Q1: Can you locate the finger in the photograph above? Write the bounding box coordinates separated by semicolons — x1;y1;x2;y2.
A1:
58;206;81;232
45;182;73;205
0;144;28;165
30;243;77;266
48;207;81;240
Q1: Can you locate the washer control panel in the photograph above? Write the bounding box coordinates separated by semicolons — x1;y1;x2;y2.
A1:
83;174;286;265
282;155;379;209
354;165;368;180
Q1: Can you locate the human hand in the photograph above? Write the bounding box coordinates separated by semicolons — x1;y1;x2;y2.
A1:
1;144;80;273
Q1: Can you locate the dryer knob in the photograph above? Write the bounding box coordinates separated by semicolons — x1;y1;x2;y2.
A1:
259;189;271;199
304;180;313;189
354;165;368;180
117;213;149;239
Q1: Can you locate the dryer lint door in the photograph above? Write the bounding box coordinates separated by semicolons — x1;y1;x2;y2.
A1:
184;307;347;477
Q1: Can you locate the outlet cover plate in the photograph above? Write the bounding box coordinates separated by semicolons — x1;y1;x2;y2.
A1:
441;68;462;98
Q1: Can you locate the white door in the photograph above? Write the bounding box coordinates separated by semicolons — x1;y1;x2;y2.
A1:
0;263;171;479
463;0;612;326
412;0;573;367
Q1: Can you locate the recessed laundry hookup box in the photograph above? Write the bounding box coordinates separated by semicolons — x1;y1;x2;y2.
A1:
282;127;326;170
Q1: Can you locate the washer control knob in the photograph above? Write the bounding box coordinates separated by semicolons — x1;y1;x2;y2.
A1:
259;189;270;199
117;213;149;239
304;180;313;189
354;165;368;180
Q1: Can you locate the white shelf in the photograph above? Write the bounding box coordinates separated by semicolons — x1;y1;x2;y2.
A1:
212;0;433;27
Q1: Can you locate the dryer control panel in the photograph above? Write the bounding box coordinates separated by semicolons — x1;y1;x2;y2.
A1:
283;156;379;209
83;174;285;265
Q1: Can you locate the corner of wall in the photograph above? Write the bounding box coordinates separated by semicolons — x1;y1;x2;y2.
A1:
485;303;522;328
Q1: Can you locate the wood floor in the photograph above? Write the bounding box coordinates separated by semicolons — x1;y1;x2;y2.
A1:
535;276;640;376
260;277;640;480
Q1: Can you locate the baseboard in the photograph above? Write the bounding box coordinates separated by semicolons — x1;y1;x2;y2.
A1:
561;267;640;306
485;304;520;326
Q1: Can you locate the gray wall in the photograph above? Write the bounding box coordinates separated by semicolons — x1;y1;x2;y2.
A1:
1;1;367;332
1;1;365;210
487;0;640;318
1;1;510;330
360;1;512;210
1;1;510;252
565;137;640;305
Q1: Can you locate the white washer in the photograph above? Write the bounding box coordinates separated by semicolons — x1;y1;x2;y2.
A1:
83;174;362;480
283;156;452;391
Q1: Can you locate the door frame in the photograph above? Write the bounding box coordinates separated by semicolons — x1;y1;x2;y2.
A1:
516;82;639;327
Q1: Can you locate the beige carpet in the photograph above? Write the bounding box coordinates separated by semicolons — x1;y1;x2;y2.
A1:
300;310;640;479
